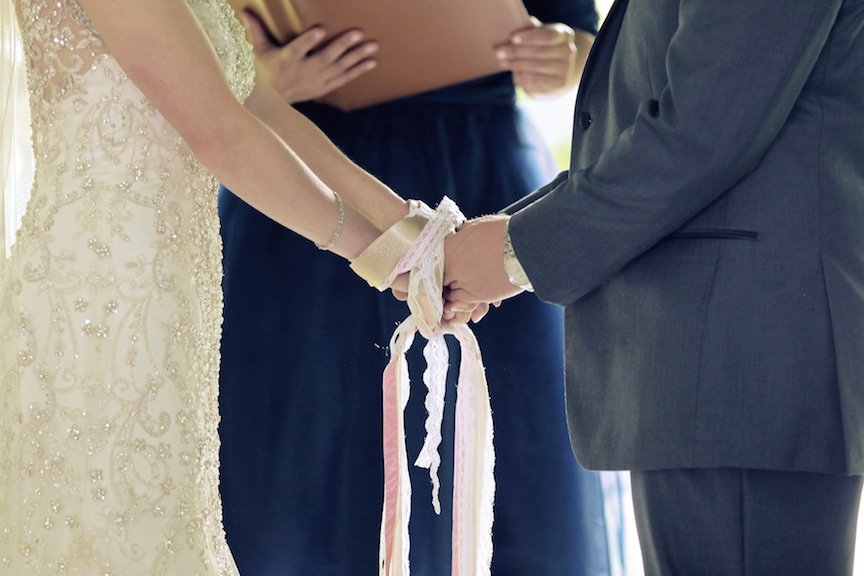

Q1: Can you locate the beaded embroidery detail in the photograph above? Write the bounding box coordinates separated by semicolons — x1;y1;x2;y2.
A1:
0;0;253;573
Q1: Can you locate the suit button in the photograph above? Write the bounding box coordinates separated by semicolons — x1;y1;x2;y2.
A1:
577;111;592;129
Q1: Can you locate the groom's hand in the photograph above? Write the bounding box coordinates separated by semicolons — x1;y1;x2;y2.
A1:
444;215;525;305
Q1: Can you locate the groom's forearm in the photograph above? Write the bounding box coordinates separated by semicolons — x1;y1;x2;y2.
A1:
500;170;569;215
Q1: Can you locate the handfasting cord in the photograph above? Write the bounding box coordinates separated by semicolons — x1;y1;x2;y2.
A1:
352;198;496;576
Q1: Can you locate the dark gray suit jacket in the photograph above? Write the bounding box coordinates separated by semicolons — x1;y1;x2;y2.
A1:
508;0;864;474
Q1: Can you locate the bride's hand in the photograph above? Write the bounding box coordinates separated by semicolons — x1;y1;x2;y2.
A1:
443;292;492;325
389;272;409;301
389;275;491;324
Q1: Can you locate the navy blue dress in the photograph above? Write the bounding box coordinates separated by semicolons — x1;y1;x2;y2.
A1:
219;2;611;574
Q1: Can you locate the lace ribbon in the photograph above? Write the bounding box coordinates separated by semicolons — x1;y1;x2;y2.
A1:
378;198;496;576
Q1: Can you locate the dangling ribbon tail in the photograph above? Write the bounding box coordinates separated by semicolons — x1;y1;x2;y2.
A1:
378;197;496;576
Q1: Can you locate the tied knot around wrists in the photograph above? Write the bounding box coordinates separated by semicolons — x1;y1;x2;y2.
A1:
395;197;464;338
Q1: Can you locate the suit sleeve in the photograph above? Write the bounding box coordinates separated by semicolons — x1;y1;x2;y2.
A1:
510;0;843;306
502;170;569;215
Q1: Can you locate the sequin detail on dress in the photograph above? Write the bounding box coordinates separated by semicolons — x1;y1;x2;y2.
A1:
0;0;253;573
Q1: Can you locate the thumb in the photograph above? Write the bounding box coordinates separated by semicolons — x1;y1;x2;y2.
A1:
241;10;277;52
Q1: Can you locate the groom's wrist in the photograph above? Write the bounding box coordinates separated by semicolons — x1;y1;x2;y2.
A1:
503;219;534;292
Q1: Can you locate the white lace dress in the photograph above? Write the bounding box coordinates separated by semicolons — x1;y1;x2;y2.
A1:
0;0;254;573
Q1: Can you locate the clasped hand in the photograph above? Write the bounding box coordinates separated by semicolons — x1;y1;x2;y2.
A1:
390;214;526;326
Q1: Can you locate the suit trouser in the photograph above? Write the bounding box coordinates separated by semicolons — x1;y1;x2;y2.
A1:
630;468;863;576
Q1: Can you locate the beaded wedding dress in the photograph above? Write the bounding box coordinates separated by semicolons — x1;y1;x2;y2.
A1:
0;0;254;573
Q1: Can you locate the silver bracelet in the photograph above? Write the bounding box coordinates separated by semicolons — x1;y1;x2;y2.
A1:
503;219;534;292
315;192;346;251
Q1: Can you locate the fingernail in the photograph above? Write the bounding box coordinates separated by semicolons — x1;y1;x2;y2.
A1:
496;49;508;59
512;35;523;44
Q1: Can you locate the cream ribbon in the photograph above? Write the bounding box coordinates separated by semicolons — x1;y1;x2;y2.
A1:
374;197;495;576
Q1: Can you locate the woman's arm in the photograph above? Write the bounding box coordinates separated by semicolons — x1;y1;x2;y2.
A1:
77;0;407;259
242;66;408;235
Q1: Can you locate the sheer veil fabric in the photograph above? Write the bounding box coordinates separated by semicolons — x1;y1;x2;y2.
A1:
0;0;33;258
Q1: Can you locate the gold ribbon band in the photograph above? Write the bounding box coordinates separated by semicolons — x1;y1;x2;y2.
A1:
350;212;429;290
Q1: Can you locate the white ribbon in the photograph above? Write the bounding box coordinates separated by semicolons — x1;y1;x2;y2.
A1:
378;197;495;576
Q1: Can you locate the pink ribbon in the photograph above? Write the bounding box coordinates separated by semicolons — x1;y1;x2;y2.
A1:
378;198;495;576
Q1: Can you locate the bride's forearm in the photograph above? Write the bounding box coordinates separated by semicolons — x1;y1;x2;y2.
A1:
78;0;390;260
245;76;410;233
202;117;382;260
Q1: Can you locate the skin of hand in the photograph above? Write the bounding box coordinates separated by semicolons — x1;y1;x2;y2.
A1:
444;293;491;324
443;215;525;306
389;273;490;325
241;10;379;104
389;272;410;301
496;17;595;96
